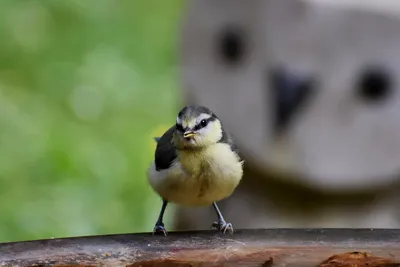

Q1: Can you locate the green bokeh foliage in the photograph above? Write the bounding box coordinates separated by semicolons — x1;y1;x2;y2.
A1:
0;0;184;242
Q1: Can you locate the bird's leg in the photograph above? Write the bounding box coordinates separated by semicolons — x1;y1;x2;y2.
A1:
152;199;168;236
211;202;233;234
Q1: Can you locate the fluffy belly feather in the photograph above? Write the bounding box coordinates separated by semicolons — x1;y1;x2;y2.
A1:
148;143;243;206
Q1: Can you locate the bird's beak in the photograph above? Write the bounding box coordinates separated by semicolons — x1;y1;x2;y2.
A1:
183;131;197;139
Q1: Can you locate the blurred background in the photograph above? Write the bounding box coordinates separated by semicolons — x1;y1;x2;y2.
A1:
4;0;400;243
0;0;184;242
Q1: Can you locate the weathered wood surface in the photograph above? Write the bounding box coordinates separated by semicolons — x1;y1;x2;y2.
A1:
1;229;400;267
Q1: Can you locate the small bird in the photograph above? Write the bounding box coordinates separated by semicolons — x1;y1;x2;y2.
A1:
147;105;244;235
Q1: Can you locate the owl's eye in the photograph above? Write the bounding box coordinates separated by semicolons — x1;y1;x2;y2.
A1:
356;66;392;103
217;25;246;66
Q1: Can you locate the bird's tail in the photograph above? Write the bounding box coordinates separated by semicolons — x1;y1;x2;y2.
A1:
154;137;161;143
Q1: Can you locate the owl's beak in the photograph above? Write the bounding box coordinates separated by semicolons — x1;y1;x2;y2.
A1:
269;68;315;134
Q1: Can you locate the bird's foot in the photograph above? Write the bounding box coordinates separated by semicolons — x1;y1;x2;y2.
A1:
211;220;233;234
152;222;168;236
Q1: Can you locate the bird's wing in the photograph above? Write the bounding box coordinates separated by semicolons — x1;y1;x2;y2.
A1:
154;137;161;142
154;125;177;171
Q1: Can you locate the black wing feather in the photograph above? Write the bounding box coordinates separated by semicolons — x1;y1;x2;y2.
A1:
154;125;177;171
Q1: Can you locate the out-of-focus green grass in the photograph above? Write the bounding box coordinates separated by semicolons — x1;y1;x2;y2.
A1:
0;0;184;242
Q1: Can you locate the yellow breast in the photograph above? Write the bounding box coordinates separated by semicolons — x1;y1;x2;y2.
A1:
173;143;244;206
148;143;244;206
179;143;242;179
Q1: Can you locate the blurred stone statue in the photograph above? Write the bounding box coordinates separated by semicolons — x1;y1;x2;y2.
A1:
174;0;400;229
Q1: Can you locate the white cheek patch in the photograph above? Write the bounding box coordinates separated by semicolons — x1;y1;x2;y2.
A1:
198;119;223;144
176;116;182;125
198;124;212;133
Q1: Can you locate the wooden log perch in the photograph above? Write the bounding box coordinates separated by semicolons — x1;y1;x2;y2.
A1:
1;229;400;267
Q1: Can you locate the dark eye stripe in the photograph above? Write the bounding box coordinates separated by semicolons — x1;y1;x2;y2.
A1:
194;117;213;130
176;123;184;132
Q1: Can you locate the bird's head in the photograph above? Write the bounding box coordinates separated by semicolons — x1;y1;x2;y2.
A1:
173;105;223;149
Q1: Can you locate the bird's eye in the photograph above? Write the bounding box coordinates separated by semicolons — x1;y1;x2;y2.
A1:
176;123;184;132
356;66;392;103
200;119;208;128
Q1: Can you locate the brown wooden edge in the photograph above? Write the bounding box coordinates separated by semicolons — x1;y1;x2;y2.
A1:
1;228;400;267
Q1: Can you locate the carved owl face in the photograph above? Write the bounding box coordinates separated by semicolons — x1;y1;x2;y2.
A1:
180;0;400;192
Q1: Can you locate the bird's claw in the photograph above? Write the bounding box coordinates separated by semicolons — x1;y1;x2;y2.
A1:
211;220;233;234
152;223;168;236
